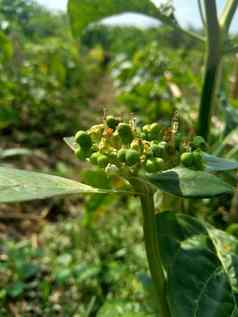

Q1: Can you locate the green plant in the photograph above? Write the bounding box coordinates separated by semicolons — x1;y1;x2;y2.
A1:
1;116;238;316
1;1;238;316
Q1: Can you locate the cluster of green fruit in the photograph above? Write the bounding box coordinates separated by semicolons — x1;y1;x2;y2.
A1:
74;116;206;176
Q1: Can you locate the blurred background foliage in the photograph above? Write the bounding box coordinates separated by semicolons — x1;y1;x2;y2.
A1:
0;0;238;316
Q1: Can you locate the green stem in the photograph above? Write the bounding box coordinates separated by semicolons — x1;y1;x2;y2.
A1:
220;0;238;33
198;0;222;140
198;0;206;28
130;179;171;317
198;54;223;140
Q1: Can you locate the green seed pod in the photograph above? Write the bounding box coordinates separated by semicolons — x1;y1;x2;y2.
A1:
125;149;140;166
142;124;151;133
154;157;164;171
150;123;160;140
226;224;238;237
191;136;207;151
142;125;152;141
90;152;100;165
181;152;194;168
75;131;92;149
144;159;157;173
97;154;109;168
151;141;168;157
175;133;183;150
117;148;127;163
75;147;90;161
192;150;204;170
117;123;133;144
106;115;120;130
158;141;168;156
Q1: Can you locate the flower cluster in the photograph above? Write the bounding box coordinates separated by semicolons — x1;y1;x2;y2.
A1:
74;116;207;177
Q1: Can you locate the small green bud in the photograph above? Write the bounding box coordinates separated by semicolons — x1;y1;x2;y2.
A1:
227;224;238;237
150;123;160;140
145;159;157;173
117;123;133;144
154;157;164;171
75;147;90;161
75;131;92;149
151;142;167;157
192;150;204;170
97;154;109;168
90;152;100;165
142;124;151;133
142;125;152;141
117;148;127;163
191;136;207;151
106;115;119;130
181;152;194;168
125;149;140;166
175;133;183;150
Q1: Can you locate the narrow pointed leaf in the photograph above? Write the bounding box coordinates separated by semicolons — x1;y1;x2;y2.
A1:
0;167;128;203
148;167;233;198
68;0;160;38
64;137;77;152
156;212;238;317
203;152;238;172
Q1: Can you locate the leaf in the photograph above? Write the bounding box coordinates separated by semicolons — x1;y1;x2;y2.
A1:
7;281;25;298
0;167;128;203
64;137;77;152
67;0;160;38
0;148;33;159
97;300;152;317
148;167;233;198
0;31;13;61
203;153;238;172
156;212;238;317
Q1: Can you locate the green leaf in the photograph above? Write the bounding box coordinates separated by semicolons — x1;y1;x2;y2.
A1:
67;0;160;38
0;167;128;203
7;281;25;298
148;167;233;198
0;148;33;159
64;137;77;152
97;300;152;317
0;32;13;61
203;152;238;172
156;212;238;317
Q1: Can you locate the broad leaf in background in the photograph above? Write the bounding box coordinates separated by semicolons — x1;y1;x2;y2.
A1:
156;212;238;317
203;152;238;172
0;167;127;203
148;167;233;198
0;31;13;61
67;0;160;38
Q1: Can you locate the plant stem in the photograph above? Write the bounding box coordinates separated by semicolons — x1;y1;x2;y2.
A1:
198;0;206;28
220;0;238;33
130;178;171;317
198;0;222;140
